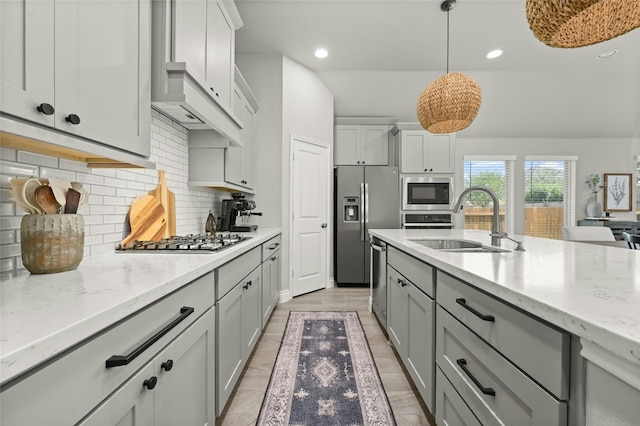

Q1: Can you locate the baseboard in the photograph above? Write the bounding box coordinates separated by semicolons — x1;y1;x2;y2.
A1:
279;288;292;304
327;276;335;288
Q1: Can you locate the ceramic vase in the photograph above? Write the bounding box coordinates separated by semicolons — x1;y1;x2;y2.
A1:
586;194;603;218
21;214;85;274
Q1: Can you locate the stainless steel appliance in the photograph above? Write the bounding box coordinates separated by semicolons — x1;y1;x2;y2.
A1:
370;237;387;328
219;193;262;232
402;213;453;229
334;166;400;285
402;176;454;210
116;233;251;252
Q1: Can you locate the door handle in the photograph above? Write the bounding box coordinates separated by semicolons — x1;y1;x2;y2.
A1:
321;223;327;228
360;183;365;242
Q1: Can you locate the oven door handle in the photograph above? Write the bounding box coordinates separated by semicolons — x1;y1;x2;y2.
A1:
403;223;453;228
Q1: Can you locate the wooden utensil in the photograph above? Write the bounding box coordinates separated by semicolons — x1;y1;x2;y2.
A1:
35;185;60;214
64;189;81;214
119;195;167;248
148;170;176;238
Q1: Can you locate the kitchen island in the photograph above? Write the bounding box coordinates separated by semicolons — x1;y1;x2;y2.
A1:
370;228;639;426
0;228;281;424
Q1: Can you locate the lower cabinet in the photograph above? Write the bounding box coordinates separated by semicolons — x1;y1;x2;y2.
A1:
261;239;281;328
80;308;216;426
0;272;215;426
216;254;262;416
436;366;481;426
387;265;435;412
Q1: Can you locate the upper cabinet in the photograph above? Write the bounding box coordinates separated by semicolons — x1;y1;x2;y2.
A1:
334;125;390;165
0;0;153;166
151;0;243;145
393;123;455;174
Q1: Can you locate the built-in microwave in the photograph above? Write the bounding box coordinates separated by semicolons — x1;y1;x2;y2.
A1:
402;176;454;210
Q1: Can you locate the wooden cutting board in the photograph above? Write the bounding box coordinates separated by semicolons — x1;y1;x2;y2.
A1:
120;195;167;248
149;170;176;238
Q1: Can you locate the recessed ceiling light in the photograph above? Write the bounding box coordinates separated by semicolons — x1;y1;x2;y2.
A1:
596;49;618;59
314;48;328;59
486;49;503;59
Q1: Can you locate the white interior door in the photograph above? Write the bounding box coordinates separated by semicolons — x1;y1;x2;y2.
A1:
291;137;329;297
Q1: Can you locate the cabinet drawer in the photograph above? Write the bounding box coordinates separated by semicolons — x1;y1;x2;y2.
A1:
262;234;281;261
436;366;481;426
217;246;261;300
437;271;570;399
437;306;567;426
0;272;215;426
388;246;434;297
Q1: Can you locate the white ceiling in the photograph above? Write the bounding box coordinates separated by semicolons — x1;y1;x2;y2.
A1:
234;0;640;138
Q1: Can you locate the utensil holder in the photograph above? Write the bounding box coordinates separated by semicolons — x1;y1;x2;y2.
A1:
21;214;85;274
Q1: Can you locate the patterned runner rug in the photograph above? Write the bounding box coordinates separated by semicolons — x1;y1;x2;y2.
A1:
257;311;396;425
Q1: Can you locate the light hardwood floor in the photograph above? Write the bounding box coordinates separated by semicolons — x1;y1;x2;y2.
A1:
216;286;434;425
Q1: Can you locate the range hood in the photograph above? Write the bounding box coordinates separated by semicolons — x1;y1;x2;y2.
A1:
152;62;243;147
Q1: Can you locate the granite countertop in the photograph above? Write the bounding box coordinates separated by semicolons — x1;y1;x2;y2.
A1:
370;229;640;375
0;228;281;385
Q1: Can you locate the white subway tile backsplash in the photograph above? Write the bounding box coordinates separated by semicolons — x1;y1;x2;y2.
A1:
0;112;226;273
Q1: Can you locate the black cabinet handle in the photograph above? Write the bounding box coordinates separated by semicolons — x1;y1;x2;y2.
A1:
456;298;495;322
105;306;194;368
143;376;158;390
65;114;80;125
456;359;495;396
161;359;174;372
397;278;407;287
269;243;279;250
36;103;54;115
270;256;277;262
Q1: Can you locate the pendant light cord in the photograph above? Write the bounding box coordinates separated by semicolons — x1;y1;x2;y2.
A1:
446;7;450;74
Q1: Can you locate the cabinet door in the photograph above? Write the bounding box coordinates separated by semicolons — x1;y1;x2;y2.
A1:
363;126;389;165
239;101;255;188
0;0;55;127
205;0;234;111
154;308;215;426
427;134;453;173
334;125;359;165
261;250;281;328
242;267;262;358
387;267;408;358
173;0;208;84
400;131;427;173
270;251;281;310
217;281;244;416
77;364;154;426
54;0;150;157
406;283;435;411
225;146;243;186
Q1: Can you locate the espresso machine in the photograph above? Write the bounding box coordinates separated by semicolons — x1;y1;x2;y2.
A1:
219;193;262;232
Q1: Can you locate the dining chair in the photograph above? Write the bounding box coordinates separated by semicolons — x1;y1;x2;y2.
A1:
562;226;615;242
621;232;640;249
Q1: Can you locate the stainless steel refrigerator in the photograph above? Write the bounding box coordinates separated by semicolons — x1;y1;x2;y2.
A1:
334;166;400;286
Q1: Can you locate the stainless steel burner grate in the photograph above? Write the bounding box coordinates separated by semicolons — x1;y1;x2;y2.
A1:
116;233;251;252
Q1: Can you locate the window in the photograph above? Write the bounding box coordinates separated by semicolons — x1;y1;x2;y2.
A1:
524;157;576;240
462;157;515;235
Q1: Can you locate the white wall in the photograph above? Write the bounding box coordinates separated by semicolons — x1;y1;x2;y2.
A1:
236;54;334;300
0;111;228;273
454;137;640;233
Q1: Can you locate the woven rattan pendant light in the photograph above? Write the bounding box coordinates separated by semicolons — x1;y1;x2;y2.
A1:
417;0;481;134
526;0;640;48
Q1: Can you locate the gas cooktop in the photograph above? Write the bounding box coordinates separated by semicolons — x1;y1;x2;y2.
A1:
116;233;251;253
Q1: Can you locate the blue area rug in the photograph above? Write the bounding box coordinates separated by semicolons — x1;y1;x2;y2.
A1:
257;311;396;425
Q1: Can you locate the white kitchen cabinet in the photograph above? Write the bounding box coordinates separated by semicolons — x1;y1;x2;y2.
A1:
0;0;151;158
173;0;234;112
80;308;215;426
334;125;390;165
0;271;215;425
216;246;262;416
225;82;256;188
386;252;435;412
398;130;454;173
261;235;282;328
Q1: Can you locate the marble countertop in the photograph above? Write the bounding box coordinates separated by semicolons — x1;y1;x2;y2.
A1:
370;229;640;371
0;228;281;385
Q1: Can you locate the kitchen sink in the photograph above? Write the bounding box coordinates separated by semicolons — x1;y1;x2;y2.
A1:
409;239;510;253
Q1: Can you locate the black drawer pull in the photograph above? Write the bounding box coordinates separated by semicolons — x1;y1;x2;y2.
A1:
456;358;496;396
36;103;54;115
161;359;174;372
456;298;495;322
269;243;279;250
397;278;407;287
105;306;194;368
270;256;277;262
143;376;158;390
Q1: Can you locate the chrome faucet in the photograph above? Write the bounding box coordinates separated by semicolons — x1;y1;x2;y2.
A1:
452;186;525;251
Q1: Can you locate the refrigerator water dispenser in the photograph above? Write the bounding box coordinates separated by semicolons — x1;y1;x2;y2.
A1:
343;197;359;222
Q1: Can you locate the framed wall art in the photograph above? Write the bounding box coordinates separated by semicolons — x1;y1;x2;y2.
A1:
603;173;632;212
